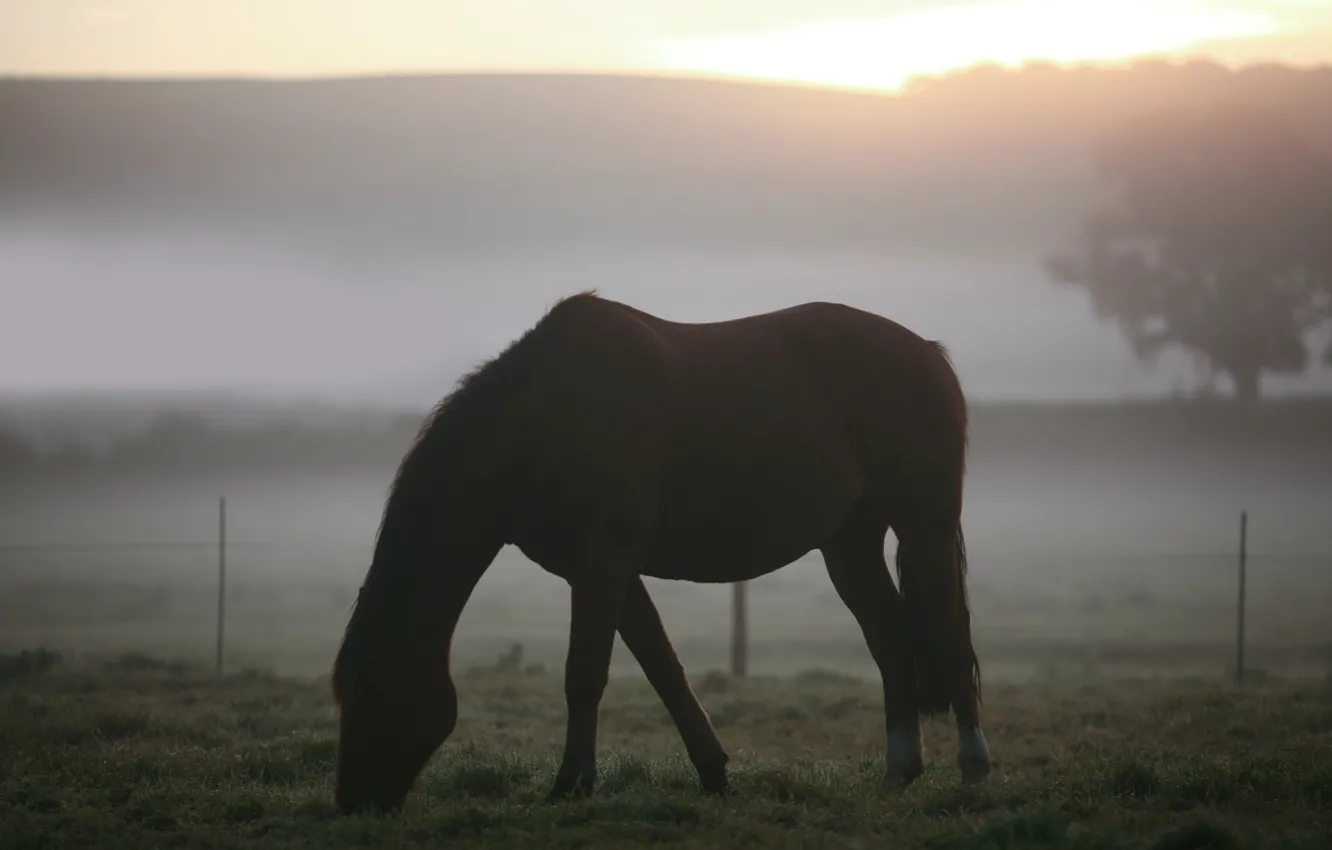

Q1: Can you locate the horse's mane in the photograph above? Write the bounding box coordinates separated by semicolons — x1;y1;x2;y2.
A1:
332;291;598;700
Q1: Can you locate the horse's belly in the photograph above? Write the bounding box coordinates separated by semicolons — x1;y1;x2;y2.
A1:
639;541;816;583
643;468;858;582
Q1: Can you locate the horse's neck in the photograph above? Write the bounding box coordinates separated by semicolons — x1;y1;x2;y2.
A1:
369;418;513;657
398;490;505;657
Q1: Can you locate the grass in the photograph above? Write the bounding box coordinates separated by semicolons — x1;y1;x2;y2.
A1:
1;651;1330;849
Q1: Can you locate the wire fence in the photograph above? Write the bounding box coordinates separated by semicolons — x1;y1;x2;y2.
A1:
2;503;1330;683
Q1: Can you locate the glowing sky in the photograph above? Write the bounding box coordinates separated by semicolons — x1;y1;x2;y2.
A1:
2;0;1330;90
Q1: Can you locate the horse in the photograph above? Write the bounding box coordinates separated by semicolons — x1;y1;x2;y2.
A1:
330;291;991;814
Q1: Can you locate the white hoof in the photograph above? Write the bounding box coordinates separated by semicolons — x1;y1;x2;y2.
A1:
957;726;991;786
883;718;924;789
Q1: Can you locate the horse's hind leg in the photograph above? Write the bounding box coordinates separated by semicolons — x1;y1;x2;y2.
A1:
618;575;729;794
821;526;924;789
896;529;991;786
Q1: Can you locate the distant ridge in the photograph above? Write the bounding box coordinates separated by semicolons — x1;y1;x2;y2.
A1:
4;63;1329;265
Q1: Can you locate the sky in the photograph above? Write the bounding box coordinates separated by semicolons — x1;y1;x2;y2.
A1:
2;0;1331;91
2;0;1332;405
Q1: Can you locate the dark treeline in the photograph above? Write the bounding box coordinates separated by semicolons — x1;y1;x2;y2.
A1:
0;410;421;477
3;400;1330;480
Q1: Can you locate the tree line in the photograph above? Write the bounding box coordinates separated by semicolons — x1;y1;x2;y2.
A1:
0;411;422;476
4;400;1329;481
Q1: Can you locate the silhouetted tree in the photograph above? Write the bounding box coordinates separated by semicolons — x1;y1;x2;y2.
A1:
1045;106;1332;402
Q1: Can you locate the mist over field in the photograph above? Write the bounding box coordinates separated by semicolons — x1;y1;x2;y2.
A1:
3;61;1331;683
2;401;1329;681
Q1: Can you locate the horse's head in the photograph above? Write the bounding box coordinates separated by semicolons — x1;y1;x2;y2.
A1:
331;621;457;815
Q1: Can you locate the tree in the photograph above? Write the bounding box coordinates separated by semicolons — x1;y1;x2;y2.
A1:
1044;105;1332;402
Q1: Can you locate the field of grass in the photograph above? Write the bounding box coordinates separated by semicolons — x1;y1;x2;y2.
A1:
2;650;1330;849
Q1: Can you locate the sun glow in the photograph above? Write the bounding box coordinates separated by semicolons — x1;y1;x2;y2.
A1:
652;0;1281;92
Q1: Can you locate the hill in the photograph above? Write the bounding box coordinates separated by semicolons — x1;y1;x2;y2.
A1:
4;62;1331;268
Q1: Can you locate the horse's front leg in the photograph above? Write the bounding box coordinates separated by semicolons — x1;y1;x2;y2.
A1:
548;544;632;800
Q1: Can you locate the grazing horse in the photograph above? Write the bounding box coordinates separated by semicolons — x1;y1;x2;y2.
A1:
331;292;991;814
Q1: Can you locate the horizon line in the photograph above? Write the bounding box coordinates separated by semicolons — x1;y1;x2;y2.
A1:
3;56;1329;94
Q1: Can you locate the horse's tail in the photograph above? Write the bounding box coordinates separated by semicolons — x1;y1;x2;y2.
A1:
896;521;980;718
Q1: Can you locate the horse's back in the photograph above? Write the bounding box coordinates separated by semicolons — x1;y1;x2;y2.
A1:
646;299;962;477
527;293;964;482
506;295;965;579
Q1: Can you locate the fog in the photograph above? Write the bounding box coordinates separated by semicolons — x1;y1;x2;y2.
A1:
2;65;1331;682
1;229;1203;403
3;409;1328;680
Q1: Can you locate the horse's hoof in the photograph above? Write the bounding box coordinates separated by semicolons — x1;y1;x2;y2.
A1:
546;765;596;802
959;758;990;786
699;773;731;797
957;727;992;786
883;720;924;791
883;760;924;791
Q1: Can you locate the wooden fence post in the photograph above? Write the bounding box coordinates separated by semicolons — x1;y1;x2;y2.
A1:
731;581;748;678
1236;510;1247;686
216;496;227;677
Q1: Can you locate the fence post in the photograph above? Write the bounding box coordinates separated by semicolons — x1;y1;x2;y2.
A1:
216;496;227;677
731;581;747;678
1236;510;1247;687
